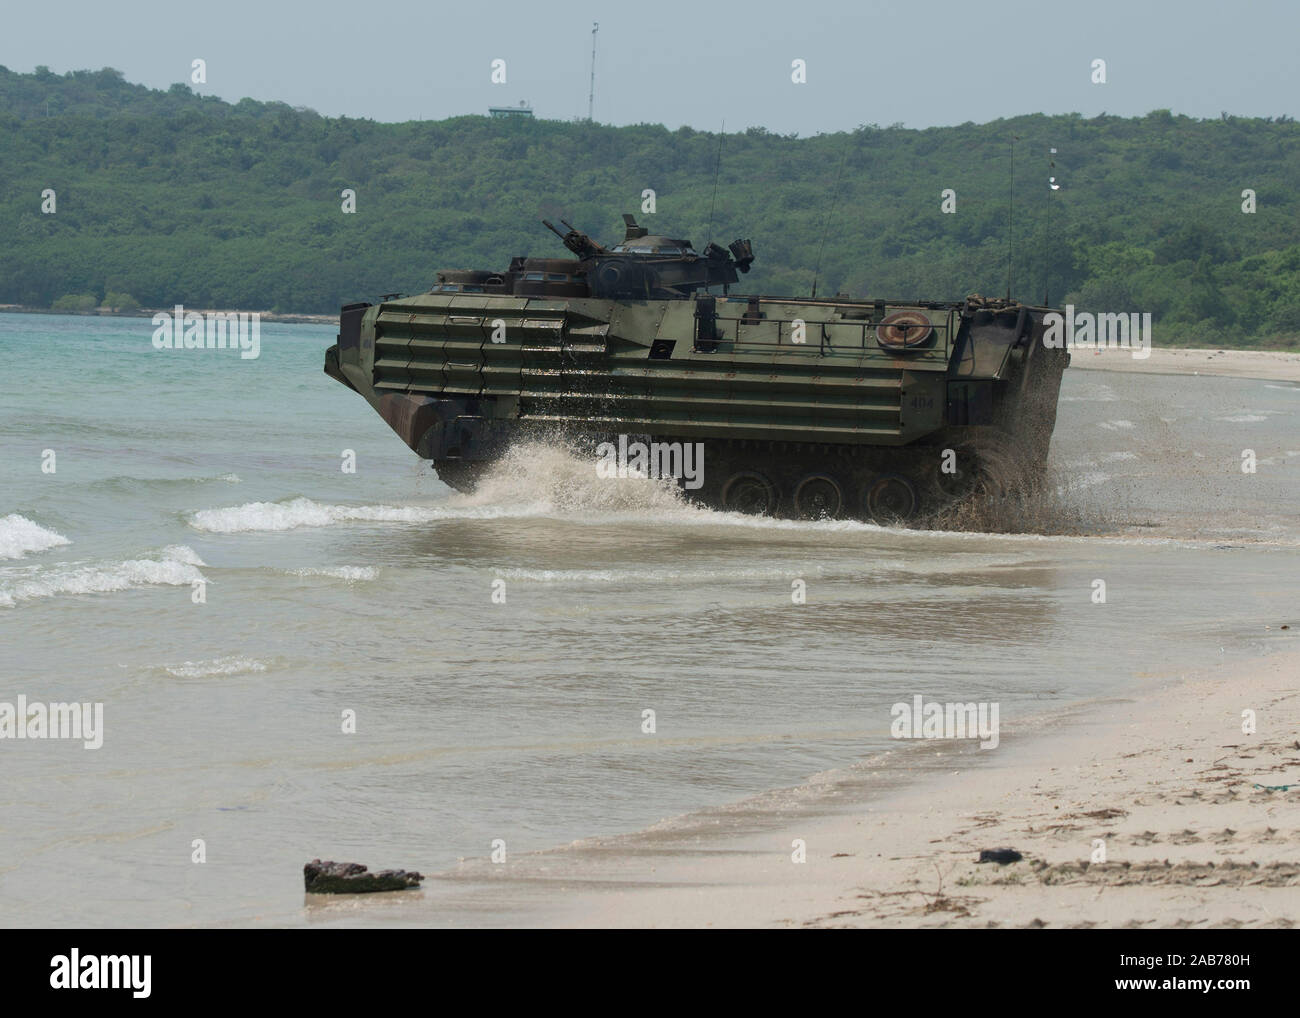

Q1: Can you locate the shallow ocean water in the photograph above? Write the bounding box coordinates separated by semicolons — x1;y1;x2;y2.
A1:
0;313;1296;926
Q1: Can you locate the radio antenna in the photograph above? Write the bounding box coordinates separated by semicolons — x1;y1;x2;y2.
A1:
811;142;850;299
705;121;725;245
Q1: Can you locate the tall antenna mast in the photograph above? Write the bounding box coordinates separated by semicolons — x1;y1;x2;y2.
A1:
811;143;851;299
706;121;725;245
588;22;599;122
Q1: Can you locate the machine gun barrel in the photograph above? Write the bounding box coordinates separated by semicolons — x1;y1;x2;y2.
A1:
542;218;607;258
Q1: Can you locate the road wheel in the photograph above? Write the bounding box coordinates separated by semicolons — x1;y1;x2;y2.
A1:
721;471;777;515
864;473;918;524
793;473;843;519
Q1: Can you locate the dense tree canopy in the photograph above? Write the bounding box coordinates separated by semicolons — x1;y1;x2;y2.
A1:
3;66;1298;347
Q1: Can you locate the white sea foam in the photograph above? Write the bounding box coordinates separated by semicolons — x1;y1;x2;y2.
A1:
164;656;267;679
0;544;206;608
188;497;522;533
1097;420;1136;431
287;565;378;581
0;514;71;560
1214;414;1267;423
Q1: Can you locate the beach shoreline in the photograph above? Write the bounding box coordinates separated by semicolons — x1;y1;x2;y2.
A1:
389;645;1300;929
1067;346;1300;383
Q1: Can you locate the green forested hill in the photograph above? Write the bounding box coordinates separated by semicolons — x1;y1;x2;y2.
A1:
3;66;1299;346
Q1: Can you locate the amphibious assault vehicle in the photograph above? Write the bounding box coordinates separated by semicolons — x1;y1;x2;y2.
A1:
324;215;1069;522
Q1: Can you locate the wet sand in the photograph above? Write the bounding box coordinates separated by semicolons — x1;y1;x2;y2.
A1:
1069;347;1300;383
495;646;1297;928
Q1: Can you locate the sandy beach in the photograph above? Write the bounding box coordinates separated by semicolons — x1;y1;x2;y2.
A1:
1068;346;1300;383
418;645;1300;929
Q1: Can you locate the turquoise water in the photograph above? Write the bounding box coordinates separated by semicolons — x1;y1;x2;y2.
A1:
1;312;1297;926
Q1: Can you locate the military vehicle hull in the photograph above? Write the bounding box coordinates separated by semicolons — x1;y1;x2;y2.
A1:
326;290;1069;522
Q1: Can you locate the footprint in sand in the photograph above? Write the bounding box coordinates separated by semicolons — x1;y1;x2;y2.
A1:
1067;807;1128;822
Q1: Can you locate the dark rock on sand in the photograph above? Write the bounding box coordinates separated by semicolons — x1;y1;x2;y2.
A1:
977;849;1024;865
303;859;423;894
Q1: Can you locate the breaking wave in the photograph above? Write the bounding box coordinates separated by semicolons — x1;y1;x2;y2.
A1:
0;544;206;608
0;514;71;560
188;497;522;533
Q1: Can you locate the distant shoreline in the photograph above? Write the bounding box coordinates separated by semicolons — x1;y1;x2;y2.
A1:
0;305;335;325
6;306;1298;378
1068;346;1300;383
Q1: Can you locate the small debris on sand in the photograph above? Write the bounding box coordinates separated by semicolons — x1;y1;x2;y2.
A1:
303;859;423;894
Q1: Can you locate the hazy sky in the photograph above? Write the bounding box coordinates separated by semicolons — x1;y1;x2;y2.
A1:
6;0;1298;131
